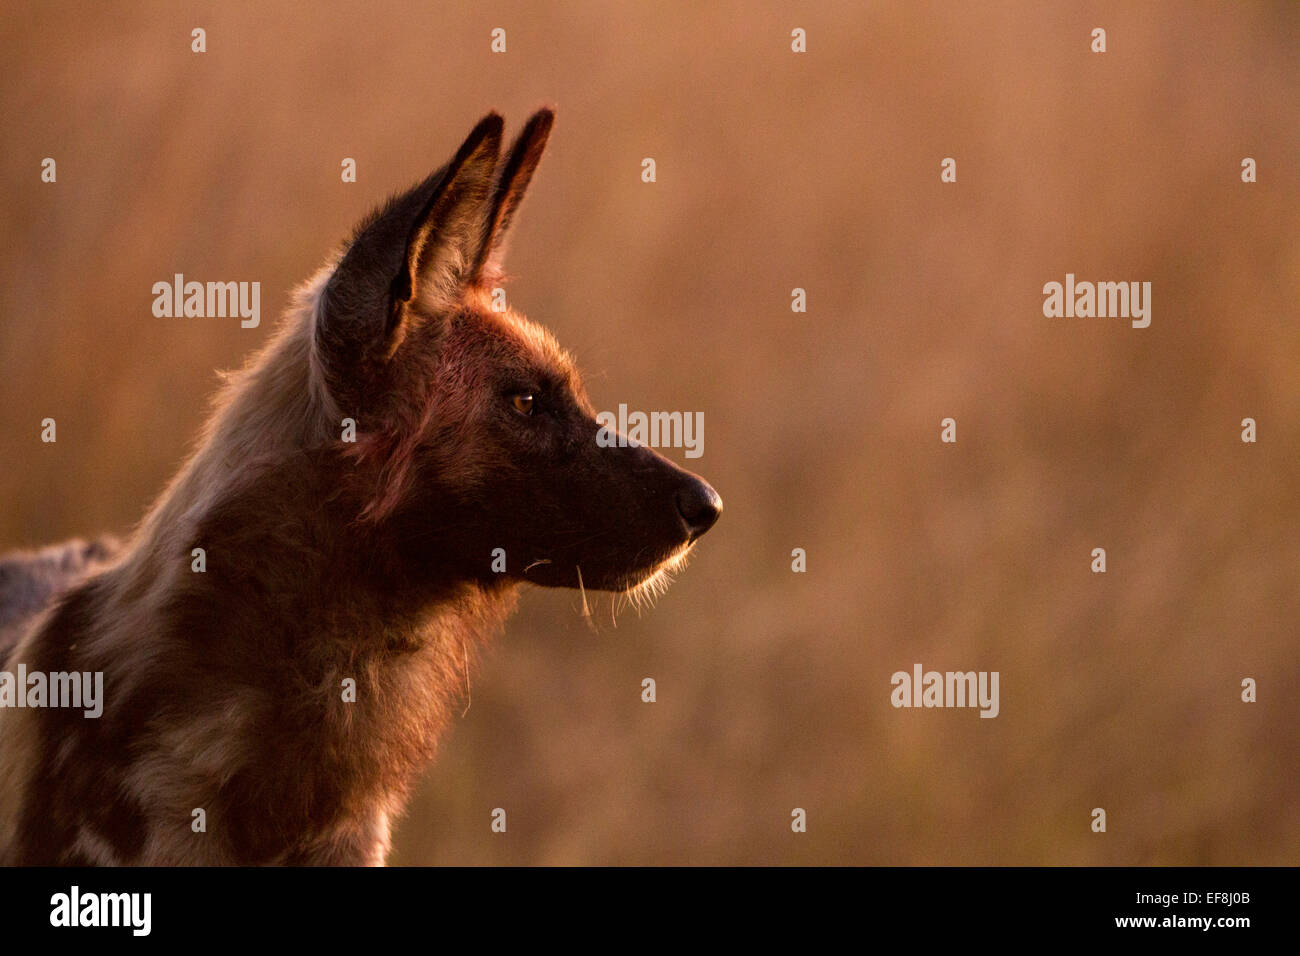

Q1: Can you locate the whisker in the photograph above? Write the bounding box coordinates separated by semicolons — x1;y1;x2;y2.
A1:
575;565;597;632
460;634;472;717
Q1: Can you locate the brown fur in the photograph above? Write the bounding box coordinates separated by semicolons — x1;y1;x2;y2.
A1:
0;111;720;865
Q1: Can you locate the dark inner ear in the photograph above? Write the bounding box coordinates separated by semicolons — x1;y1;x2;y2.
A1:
385;270;413;341
470;108;555;281
317;114;503;398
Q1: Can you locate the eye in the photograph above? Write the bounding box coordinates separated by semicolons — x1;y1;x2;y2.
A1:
510;393;536;416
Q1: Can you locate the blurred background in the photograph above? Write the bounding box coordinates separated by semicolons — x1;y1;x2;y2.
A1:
1;1;1297;864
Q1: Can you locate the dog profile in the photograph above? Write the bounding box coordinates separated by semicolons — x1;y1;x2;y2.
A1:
0;110;721;865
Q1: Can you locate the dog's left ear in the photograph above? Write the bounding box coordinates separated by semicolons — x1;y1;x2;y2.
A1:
396;112;504;321
319;113;502;399
469;108;554;283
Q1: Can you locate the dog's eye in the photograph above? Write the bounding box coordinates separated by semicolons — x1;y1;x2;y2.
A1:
511;393;535;416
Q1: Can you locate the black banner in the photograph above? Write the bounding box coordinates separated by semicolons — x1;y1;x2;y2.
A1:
0;866;1283;942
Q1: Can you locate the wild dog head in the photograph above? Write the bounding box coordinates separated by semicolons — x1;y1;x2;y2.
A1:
313;111;721;597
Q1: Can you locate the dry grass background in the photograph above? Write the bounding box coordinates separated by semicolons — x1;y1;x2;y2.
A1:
1;0;1297;864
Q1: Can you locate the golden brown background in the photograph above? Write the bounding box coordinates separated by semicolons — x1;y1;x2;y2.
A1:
1;1;1297;864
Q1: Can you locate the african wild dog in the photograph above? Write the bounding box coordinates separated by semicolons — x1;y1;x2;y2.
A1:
0;110;721;865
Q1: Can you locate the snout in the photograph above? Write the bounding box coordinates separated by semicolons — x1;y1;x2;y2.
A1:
676;475;722;540
522;430;723;592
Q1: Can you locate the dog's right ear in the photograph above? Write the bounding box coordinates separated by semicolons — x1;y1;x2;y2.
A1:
318;114;503;399
470;108;554;283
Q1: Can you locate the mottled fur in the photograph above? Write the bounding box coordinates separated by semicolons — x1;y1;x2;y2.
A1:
0;538;120;662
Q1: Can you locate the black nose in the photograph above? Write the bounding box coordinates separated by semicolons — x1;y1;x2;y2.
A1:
676;478;723;539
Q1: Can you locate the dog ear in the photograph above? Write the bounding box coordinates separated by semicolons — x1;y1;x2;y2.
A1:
396;113;504;323
318;114;503;394
470;108;554;283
